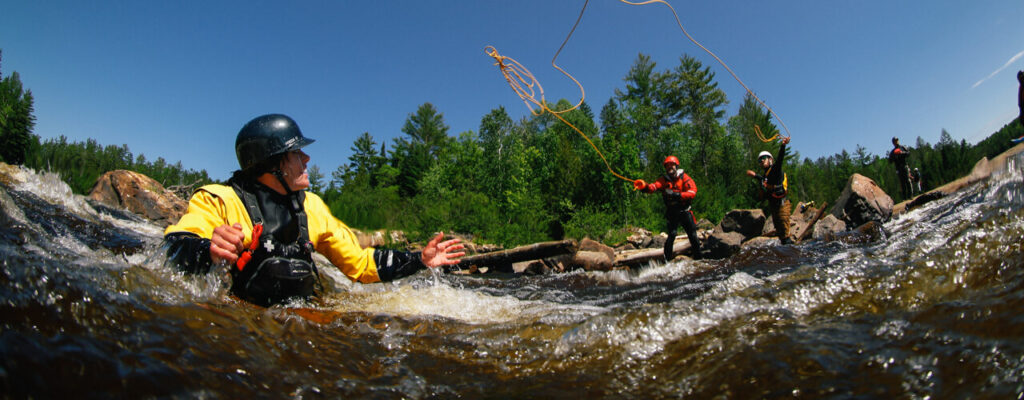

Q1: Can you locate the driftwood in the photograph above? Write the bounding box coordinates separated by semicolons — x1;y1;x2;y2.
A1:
796;201;828;243
614;235;702;266
454;240;577;271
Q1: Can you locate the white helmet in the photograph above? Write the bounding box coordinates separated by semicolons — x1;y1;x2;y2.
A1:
757;151;773;160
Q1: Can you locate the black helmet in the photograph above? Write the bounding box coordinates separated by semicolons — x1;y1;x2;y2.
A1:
235;114;315;171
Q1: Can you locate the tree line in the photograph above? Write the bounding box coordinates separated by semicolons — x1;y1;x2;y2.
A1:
3;50;1021;247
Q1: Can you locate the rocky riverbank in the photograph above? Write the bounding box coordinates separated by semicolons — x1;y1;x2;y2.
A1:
43;141;1022;275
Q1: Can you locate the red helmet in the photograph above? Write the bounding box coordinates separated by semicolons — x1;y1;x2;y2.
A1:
663;155;679;167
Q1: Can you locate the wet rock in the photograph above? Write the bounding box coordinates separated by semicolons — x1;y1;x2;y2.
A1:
87;170;187;227
823;221;886;245
720;209;766;240
705;227;745;259
905;191;946;211
812;214;847;241
830;173;893;227
740;236;776;249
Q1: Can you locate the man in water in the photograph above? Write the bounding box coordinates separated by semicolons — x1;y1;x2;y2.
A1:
634;156;701;261
163;114;465;306
888;137;912;200
746;136;793;245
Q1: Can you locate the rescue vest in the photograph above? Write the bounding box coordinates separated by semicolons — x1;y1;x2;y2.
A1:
229;181;320;307
660;171;695;211
762;171;788;199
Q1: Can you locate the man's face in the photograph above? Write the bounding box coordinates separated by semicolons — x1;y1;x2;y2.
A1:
280;149;311;191
665;164;677;175
759;155;772;170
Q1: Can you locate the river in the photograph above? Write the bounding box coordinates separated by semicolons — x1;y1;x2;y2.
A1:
1;155;1023;398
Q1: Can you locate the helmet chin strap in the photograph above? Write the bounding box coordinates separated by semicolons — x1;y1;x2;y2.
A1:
272;169;302;212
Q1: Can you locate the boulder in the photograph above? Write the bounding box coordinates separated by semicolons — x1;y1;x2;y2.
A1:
578;238;615;261
719;209;766;240
821;221;886;245
785;202;819;241
624;227;653;249
87;170;187;227
650;232;668;249
705;226;745;259
573;250;614;271
696;218;715;231
830;173;894;227
762;215;776;237
740;236;776;249
812;214;847;241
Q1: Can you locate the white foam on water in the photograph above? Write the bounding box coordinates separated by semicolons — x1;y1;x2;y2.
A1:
326;275;608;325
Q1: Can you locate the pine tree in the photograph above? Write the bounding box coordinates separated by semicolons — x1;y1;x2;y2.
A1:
0;51;37;165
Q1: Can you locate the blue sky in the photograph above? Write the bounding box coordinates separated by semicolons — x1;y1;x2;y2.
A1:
2;1;1022;181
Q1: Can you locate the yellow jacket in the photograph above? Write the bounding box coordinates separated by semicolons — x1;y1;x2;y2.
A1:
164;184;381;283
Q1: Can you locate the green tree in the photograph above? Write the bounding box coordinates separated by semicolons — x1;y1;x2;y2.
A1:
664;55;728;177
0;51;36;165
392;102;450;197
307;164;324;195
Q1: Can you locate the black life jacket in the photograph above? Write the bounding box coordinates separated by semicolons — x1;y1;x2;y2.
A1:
229;180;319;307
761;169;788;200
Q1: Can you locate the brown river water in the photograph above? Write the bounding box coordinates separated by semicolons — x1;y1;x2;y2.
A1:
1;154;1023;399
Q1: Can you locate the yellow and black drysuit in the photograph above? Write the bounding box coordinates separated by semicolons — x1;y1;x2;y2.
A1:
164;178;425;306
751;141;793;245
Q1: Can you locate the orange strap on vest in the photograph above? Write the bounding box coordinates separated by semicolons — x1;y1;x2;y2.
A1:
235;223;264;271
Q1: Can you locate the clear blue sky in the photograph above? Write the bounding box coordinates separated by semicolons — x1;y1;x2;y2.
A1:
2;1;1022;181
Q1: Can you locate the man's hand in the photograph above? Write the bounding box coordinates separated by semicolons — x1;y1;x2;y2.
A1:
633;179;646;191
210;223;245;265
746;170;757;178
781;136;790;145
421;231;466;269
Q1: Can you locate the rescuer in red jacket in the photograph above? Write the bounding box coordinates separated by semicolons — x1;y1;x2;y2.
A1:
633;156;702;261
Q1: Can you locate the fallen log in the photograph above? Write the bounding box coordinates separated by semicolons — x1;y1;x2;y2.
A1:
454;240;577;272
614;233;706;266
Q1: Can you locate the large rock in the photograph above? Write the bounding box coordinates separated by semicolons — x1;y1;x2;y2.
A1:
573;251;614;271
705;226;745;259
624;227;653;249
88;170;187;226
578;238;615;261
830;173;893;227
719;209;766;240
787;201;819;241
812;214;847;241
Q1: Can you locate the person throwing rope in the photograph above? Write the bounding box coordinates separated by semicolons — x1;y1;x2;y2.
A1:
634;156;702;261
746;136;793;245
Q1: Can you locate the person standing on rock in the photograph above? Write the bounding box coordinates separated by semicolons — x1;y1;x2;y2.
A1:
888;137;912;200
1015;70;1024;142
746;136;794;245
162;114;465;307
633;156;702;261
910;167;923;195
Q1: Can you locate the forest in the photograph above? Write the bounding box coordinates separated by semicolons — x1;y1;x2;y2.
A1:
3;52;1022;247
